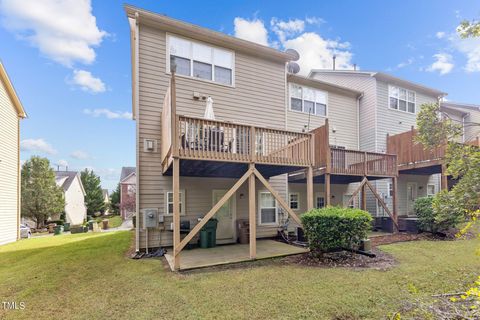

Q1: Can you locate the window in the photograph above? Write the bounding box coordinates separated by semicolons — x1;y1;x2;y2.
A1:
289;193;300;210
289;83;327;116
168;35;234;85
387;183;394;198
166;190;186;215
259;192;277;225
389;85;416;114
427;184;436;197
315;193;325;209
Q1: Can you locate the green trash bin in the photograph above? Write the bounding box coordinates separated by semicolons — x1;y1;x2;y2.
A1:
63;223;70;232
199;219;218;248
54;225;64;235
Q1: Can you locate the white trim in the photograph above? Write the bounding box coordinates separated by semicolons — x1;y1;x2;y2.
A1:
289;192;300;211
388;84;416;114
406;182;418;215
165;190;186;215
166;33;235;87
427;184;436;197
258;191;278;226
288;82;328;118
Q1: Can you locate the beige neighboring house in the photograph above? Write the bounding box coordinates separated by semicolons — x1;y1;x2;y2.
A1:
54;171;87;225
0;61;26;245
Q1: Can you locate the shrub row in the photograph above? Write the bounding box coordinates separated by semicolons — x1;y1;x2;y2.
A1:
301;207;372;254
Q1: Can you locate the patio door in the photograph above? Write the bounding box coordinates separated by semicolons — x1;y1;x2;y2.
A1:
406;182;418;215
212;190;236;244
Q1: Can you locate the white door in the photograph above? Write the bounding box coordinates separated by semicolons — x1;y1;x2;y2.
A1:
212;190;236;244
406;182;418;215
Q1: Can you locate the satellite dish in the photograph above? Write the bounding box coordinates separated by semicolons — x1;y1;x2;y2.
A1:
287;61;300;74
285;48;300;61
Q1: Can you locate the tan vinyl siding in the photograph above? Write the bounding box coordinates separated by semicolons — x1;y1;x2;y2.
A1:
0;80;19;245
137;25;288;248
286;82;359;149
311;73;377;151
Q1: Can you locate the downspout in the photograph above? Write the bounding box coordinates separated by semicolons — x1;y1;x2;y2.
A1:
130;12;141;253
17;118;21;240
356;93;364;150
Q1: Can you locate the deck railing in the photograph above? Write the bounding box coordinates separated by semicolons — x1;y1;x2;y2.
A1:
175;115;313;166
311;119;397;177
387;127;447;166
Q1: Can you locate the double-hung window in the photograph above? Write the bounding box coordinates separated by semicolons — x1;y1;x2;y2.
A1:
389;85;416;114
427;184;436;197
259;192;277;225
166;190;186;215
289;193;300;210
168;35;234;85
289;83;327;116
315;192;325;209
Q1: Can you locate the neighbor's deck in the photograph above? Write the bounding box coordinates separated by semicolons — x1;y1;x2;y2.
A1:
164;240;309;271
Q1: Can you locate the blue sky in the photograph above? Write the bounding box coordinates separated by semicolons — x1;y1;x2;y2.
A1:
1;0;479;190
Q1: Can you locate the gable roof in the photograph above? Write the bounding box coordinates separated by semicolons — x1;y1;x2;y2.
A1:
120;167;136;182
308;69;447;97
287;74;363;97
0;61;26;118
441;101;480;113
55;171;86;195
124;4;296;63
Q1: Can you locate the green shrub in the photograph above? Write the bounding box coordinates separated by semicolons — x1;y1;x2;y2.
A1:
301;207;372;254
414;197;435;232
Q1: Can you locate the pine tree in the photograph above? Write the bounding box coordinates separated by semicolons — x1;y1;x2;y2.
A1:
80;169;106;216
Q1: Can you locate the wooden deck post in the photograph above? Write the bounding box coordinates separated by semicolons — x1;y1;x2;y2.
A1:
307;166;314;210
392;176;398;232
441;163;448;191
172;157;180;271
248;163;256;259
361;183;366;210
325;173;331;206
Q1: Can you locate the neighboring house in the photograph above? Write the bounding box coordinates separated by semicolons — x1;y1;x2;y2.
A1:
102;189;110;215
0;61;27;245
119;167;136;220
54;171;87;225
441;101;480;145
309;70;447;217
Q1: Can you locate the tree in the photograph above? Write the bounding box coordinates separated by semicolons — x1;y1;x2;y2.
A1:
80;169;105;216
21;156;65;228
109;183;120;214
416;103;479;227
458;20;480;38
120;184;136;218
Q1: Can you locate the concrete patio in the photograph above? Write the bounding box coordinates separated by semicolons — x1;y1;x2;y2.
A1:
164;240;309;271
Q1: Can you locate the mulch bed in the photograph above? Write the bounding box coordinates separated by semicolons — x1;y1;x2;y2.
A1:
282;249;397;270
370;232;430;247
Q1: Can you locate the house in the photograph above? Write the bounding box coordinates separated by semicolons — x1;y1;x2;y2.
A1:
441;101;480;145
0;61;27;245
119;167;136;220
309;70;448;220
125;5;401;270
102;189;110;215
54;171;87;225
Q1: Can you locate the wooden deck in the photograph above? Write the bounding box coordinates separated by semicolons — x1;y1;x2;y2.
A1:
164;240;309;271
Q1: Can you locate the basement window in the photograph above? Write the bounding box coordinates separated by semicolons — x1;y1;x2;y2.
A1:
427;184;436;197
168;34;234;86
289;193;300;210
259;192;278;225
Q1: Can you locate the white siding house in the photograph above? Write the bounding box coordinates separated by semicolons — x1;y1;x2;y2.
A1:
0;62;26;245
55;171;87;225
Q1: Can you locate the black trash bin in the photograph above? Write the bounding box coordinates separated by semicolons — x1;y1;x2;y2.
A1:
199;219;218;248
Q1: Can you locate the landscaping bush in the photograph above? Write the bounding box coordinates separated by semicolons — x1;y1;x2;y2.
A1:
301;207;372;254
414;197;435;232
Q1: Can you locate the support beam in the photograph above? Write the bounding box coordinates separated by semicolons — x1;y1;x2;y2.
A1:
325;173;331;206
361;183;367;210
172;158;180;271
248;164;256;259
176;168;253;253
253;168;302;226
392;176;398;230
307;166;314;210
347;177;368;207
441;163;448;191
365;179;399;230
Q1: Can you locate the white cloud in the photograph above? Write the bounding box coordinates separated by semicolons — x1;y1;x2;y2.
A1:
20;138;57;155
283;33;353;75
233;17;268;46
56;159;69;167
397;58;415;69
305;17;325;25
71;69;105;93
427;53;454;75
70;150;90;160
436;31;446;39
83;108;132;119
0;0;107;67
449;35;480;72
271;18;305;43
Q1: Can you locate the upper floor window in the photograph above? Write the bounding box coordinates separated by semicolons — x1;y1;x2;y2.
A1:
168;35;234;86
389;85;416;114
289;83;327;117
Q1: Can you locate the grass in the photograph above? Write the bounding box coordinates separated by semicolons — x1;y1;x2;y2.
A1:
95;215;123;229
0;232;478;320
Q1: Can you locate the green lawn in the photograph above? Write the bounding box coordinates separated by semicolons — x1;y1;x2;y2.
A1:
0;232;478;320
95;215;123;229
